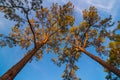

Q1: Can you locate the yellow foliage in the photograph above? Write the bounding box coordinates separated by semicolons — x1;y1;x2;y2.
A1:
69;26;77;34
62;73;66;78
70;68;75;76
75;52;80;59
109;41;120;48
59;56;63;61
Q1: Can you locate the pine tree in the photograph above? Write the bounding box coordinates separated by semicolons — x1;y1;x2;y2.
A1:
54;6;120;79
0;1;74;80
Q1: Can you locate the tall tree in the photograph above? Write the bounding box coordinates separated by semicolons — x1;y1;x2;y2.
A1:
72;6;120;77
53;6;120;79
71;6;120;77
0;1;74;80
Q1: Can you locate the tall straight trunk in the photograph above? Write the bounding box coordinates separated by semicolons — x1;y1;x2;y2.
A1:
0;44;42;80
79;47;120;77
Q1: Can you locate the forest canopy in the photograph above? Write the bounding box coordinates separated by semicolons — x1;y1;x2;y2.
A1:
0;0;120;80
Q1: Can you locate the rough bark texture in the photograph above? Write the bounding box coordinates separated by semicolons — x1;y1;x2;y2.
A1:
79;47;120;77
0;48;37;80
0;42;44;80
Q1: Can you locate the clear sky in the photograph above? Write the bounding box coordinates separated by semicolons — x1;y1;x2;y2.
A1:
0;0;120;80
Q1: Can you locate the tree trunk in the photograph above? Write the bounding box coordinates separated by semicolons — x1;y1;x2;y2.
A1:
0;44;42;80
79;47;120;77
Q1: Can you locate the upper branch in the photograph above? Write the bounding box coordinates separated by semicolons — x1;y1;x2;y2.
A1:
81;23;91;47
0;5;37;48
83;33;89;48
26;14;37;48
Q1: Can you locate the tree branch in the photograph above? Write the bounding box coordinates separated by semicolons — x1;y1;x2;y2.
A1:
0;5;29;13
0;5;37;48
78;46;120;77
26;14;37;48
83;33;89;48
81;23;91;47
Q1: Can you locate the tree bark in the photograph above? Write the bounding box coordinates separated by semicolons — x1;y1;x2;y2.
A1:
0;43;43;80
79;47;120;77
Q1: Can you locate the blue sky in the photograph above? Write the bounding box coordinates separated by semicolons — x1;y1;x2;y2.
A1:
0;0;120;80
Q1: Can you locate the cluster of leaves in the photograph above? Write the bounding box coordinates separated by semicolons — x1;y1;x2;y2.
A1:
52;47;81;80
68;7;113;55
0;0;42;21
0;0;43;48
105;22;120;80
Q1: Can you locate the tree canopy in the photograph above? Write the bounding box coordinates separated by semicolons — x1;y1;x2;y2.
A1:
0;0;120;80
52;6;120;80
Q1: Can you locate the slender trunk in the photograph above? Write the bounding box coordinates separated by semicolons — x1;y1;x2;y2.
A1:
79;47;120;77
0;43;43;80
